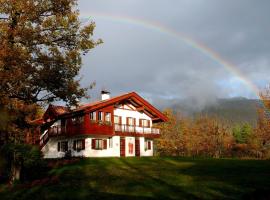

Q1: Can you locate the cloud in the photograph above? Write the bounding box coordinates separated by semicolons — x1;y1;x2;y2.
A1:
77;0;270;108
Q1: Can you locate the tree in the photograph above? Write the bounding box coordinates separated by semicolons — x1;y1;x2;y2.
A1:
156;109;186;156
232;123;252;144
0;0;101;181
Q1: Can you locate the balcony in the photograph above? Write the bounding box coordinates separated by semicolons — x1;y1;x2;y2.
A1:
47;125;65;136
43;123;160;141
114;124;160;135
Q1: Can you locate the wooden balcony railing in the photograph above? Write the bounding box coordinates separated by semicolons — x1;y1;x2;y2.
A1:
40;123;160;148
114;124;160;134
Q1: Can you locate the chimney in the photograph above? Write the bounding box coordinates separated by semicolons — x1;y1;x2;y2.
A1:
101;90;110;100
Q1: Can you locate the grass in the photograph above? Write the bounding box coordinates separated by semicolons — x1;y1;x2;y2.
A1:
1;157;270;200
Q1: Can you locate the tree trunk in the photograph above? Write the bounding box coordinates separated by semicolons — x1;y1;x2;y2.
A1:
10;162;21;183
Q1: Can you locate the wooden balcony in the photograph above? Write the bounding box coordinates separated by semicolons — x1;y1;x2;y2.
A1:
40;123;160;147
114;124;160;138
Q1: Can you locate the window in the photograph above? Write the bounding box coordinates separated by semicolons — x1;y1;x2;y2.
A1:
72;115;84;124
98;112;103;121
57;141;68;152
127;117;136;126
73;139;85;151
139;119;150;128
89;112;96;121
92;138;107;150
114;115;121;124
109;137;113;148
144;139;152;151
105;112;111;122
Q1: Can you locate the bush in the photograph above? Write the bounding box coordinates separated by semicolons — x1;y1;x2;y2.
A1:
0;143;49;182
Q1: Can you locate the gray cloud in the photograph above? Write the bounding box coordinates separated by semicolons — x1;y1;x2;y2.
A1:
78;0;270;108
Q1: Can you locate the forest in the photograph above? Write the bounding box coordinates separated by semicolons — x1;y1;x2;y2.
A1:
156;90;270;159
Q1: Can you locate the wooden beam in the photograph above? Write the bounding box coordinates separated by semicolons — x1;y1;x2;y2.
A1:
136;106;145;112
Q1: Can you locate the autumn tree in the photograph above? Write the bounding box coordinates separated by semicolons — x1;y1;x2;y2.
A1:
156;109;187;156
249;84;270;158
186;115;233;158
0;0;101;181
157;110;234;158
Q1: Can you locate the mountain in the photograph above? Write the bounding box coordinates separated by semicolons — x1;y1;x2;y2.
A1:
155;97;262;126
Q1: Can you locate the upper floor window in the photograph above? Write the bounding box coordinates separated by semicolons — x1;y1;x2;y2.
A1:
98;111;103;121
127;117;136;126
139;119;150;128
114;115;122;124
105;112;111;122
90;112;96;121
72;115;84;124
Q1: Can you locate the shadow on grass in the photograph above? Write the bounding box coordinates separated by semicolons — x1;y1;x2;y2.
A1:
1;157;270;200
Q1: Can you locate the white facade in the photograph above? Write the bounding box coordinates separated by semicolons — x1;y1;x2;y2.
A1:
41;102;157;158
114;106;152;127
42;136;153;158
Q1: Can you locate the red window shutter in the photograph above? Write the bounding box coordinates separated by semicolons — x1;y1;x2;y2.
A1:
148;141;151;150
126;117;129;125
133;118;136;126
139;119;142;127
73;140;76;150
82;139;85;150
147;120;150;128
103;139;107;149
57;142;60;152
119;116;122;125
92;139;96;149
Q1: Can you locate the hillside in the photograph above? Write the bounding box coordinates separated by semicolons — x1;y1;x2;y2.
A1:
156;97;262;126
1;157;270;200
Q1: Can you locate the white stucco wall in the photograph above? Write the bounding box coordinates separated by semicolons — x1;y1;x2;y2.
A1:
139;137;153;156
114;108;152;128
42;136;121;158
85;136;121;157
42;135;154;158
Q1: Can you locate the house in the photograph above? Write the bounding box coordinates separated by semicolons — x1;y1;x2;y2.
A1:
38;91;167;158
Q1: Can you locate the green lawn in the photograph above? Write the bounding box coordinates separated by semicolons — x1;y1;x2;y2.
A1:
1;157;270;200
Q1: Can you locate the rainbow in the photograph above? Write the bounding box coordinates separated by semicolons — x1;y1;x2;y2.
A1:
80;12;261;98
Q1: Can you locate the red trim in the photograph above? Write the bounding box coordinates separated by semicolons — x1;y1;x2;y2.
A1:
120;138;125;157
92;139;96;149
135;139;140;156
103;139;107;149
148;141;151;150
82;139;85;150
70;92;167;122
116;132;160;138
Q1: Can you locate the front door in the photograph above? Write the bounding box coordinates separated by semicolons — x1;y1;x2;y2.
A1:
135;139;140;156
120;137;125;157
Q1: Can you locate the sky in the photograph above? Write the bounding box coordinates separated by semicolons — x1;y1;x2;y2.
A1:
77;0;270;107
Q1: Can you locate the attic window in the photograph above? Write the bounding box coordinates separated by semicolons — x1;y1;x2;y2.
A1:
139;119;150;128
